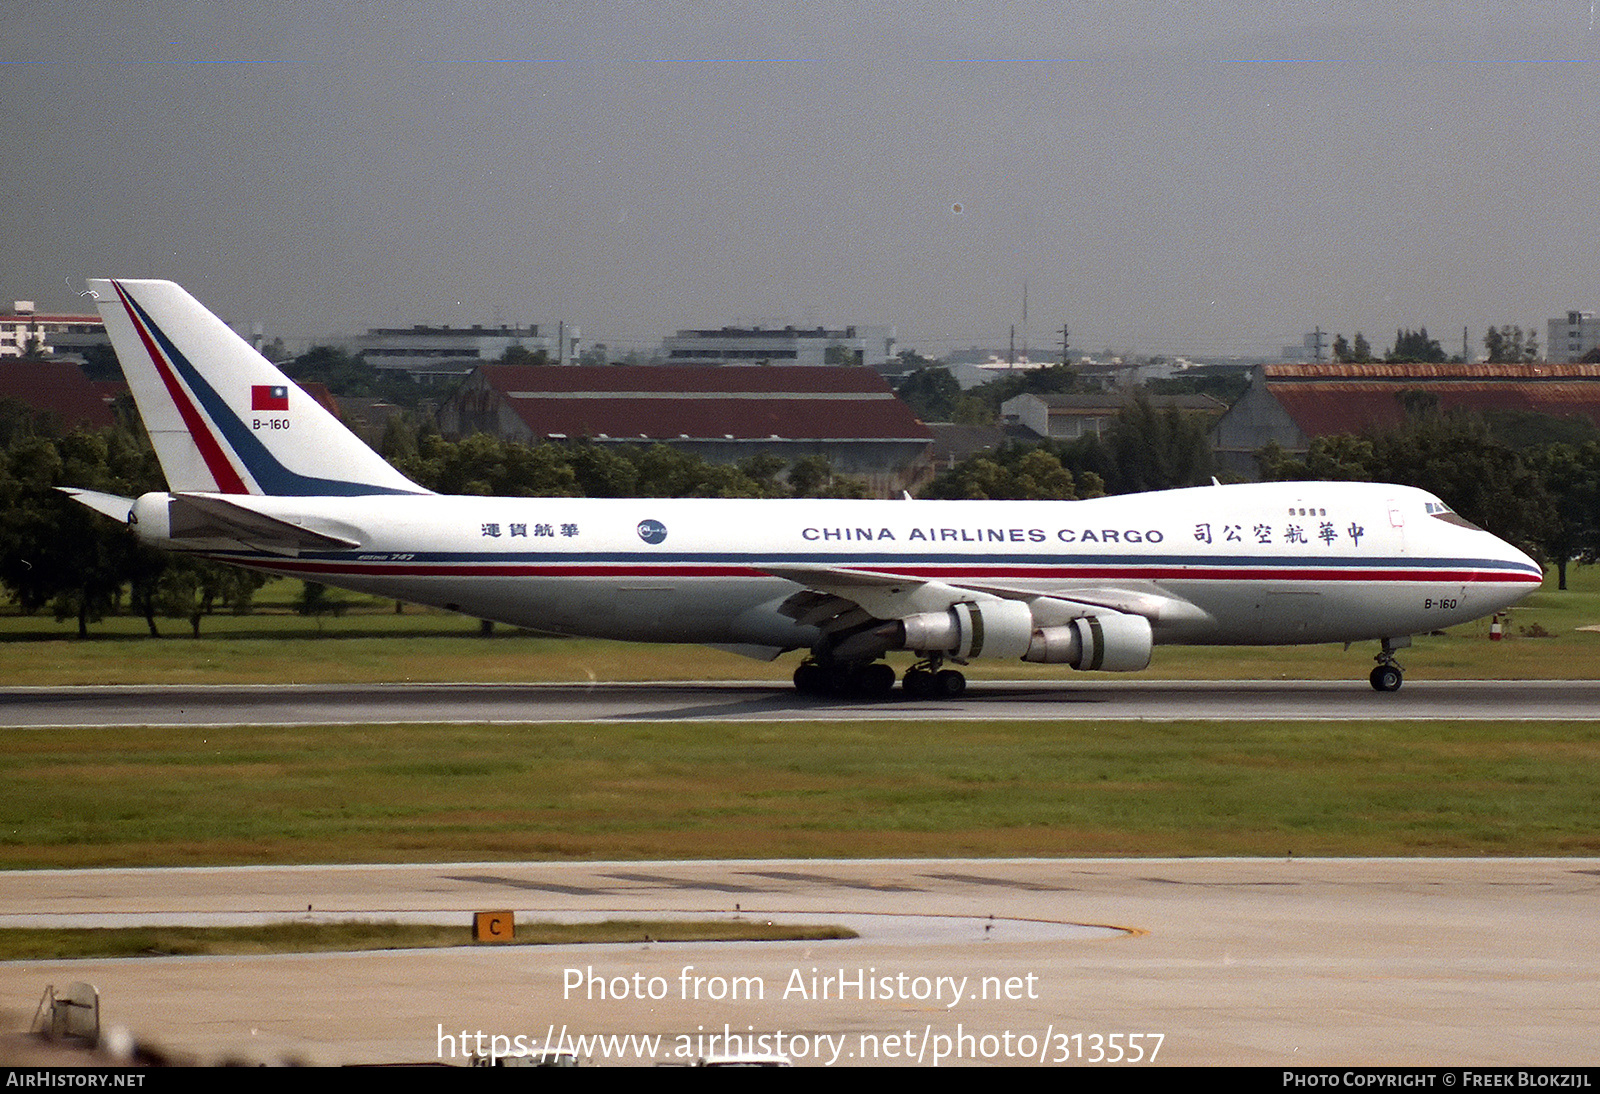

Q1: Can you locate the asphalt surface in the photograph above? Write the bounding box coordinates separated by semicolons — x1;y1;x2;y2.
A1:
5;678;1600;726
3;858;1597;1067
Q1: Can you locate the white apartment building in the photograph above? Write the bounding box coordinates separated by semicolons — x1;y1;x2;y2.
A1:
663;325;896;369
1547;311;1600;363
0;301;105;359
352;323;567;384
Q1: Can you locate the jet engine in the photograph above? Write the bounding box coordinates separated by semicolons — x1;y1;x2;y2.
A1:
1021;612;1153;672
897;599;1035;660
891;601;1153;672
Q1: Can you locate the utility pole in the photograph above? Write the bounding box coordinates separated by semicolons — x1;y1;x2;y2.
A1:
1059;324;1071;364
1021;279;1029;364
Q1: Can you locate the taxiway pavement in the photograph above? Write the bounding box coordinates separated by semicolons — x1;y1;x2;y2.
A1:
2;858;1597;1067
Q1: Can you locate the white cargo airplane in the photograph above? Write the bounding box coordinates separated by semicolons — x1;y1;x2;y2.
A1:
67;279;1542;696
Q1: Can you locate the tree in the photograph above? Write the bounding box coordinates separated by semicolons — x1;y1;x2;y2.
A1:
1388;328;1446;363
1528;442;1600;589
1091;397;1215;495
1257;435;1377;482
79;343;124;382
1259;412;1553;562
149;556;267;637
920;445;1087;501
1483;325;1541;364
285;346;427;409
787;455;869;499
0;432;141;636
894;367;962;422
500;344;550;366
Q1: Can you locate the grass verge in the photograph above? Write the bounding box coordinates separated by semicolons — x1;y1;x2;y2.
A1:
3;719;1597;867
0;920;855;961
2;566;1599;686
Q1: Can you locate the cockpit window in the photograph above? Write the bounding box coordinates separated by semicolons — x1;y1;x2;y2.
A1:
1426;499;1485;531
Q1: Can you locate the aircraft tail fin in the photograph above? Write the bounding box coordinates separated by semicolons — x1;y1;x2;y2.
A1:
88;278;428;497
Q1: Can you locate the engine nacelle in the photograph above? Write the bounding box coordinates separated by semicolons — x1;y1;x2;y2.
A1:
1023;612;1153;672
897;599;1035;660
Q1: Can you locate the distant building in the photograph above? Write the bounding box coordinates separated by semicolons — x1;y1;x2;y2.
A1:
945;356;1060;391
1547;311;1600;363
1001;392;1227;442
924;422;1009;473
663;325;896;370
0;302;106;360
352;323;571;384
1279;330;1333;363
437;364;933;497
1212;361;1600;476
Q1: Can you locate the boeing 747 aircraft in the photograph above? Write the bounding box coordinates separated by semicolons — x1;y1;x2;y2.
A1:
67;279;1543;697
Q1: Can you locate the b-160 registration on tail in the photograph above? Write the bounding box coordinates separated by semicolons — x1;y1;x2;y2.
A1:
67;279;1542;696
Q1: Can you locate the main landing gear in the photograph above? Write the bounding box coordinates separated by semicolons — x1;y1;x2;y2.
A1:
900;656;966;699
1369;636;1411;692
792;656;967;700
793;659;896;699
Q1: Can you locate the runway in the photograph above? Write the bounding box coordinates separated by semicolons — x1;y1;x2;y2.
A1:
5;678;1600;727
3;858;1597;1067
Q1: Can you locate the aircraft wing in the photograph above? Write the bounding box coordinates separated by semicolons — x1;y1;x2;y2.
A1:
761;563;1209;628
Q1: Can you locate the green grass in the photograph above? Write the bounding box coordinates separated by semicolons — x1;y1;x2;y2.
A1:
2;572;1597;870
2;564;1600;686
2;719;1596;867
0;920;855;960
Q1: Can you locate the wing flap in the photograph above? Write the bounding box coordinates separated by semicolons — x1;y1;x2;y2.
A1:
761;563;1210;628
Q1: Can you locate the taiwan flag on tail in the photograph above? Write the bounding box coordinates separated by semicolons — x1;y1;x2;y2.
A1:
251;384;289;411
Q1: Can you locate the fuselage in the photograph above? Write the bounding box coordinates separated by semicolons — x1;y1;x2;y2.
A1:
132;479;1542;654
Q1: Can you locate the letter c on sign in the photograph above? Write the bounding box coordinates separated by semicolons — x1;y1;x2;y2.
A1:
474;910;515;942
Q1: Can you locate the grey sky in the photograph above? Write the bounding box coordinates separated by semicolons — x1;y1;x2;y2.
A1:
3;3;1597;356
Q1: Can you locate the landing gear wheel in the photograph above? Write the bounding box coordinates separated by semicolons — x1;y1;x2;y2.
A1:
793;662;828;696
933;668;967;698
1370;664;1403;692
854;661;897;699
902;668;933;697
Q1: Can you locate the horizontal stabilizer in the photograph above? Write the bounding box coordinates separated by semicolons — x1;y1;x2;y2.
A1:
167;493;362;551
58;488;135;523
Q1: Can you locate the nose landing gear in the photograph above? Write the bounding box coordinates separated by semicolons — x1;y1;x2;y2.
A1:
1369;636;1411;692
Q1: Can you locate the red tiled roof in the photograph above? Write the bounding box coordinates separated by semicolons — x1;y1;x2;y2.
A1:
1264;362;1600;381
1263;363;1600;438
0;314;103;326
471;365;931;442
0;361;120;429
292;380;341;418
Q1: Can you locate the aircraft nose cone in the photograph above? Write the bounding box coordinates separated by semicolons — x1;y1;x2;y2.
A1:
1489;533;1544;598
